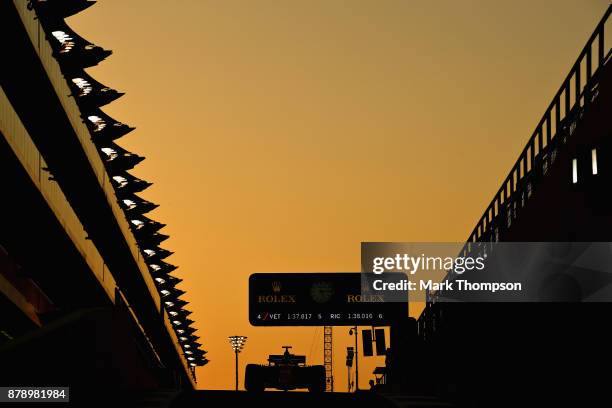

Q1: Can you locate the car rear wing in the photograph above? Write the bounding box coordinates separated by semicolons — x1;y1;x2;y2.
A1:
268;355;306;364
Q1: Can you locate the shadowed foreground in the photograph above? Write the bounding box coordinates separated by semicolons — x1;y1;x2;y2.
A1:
170;391;398;408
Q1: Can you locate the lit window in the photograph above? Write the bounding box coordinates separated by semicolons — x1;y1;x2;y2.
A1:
179;337;188;341
131;219;144;229
173;320;182;326
160;289;170;296
72;78;92;96
592;149;598;175
144;249;156;257
155;277;166;284
169;311;178;316
88;115;106;132
572;159;578;184
184;344;191;349
165;301;175;307
112;175;128;188
150;264;161;271
189;363;196;367
51;31;74;53
185;350;193;355
187;357;195;361
100;147;117;160
177;329;185;334
122;199;136;210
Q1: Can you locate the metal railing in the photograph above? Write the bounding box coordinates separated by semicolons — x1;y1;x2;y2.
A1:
461;5;612;257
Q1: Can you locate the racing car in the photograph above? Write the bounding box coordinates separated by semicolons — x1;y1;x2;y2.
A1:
245;346;326;392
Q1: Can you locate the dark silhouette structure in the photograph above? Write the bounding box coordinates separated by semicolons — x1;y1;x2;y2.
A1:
382;5;612;406
0;0;206;403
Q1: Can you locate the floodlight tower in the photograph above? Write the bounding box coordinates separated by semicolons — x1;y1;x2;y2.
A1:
228;335;247;391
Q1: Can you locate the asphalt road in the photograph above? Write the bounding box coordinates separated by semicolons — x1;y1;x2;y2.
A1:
170;390;398;408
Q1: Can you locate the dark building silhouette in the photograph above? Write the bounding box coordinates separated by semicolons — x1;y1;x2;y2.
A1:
383;6;612;406
0;0;206;401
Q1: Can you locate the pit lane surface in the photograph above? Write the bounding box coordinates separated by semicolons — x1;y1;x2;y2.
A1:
170;390;398;408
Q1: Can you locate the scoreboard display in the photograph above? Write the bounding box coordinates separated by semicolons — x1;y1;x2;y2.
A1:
249;273;407;326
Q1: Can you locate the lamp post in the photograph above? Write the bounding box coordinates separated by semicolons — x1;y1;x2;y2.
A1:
349;327;359;391
346;346;354;392
228;335;247;391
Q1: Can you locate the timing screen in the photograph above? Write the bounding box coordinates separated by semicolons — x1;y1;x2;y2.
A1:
249;273;407;326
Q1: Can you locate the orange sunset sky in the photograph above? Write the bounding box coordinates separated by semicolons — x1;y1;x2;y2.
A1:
68;0;609;390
